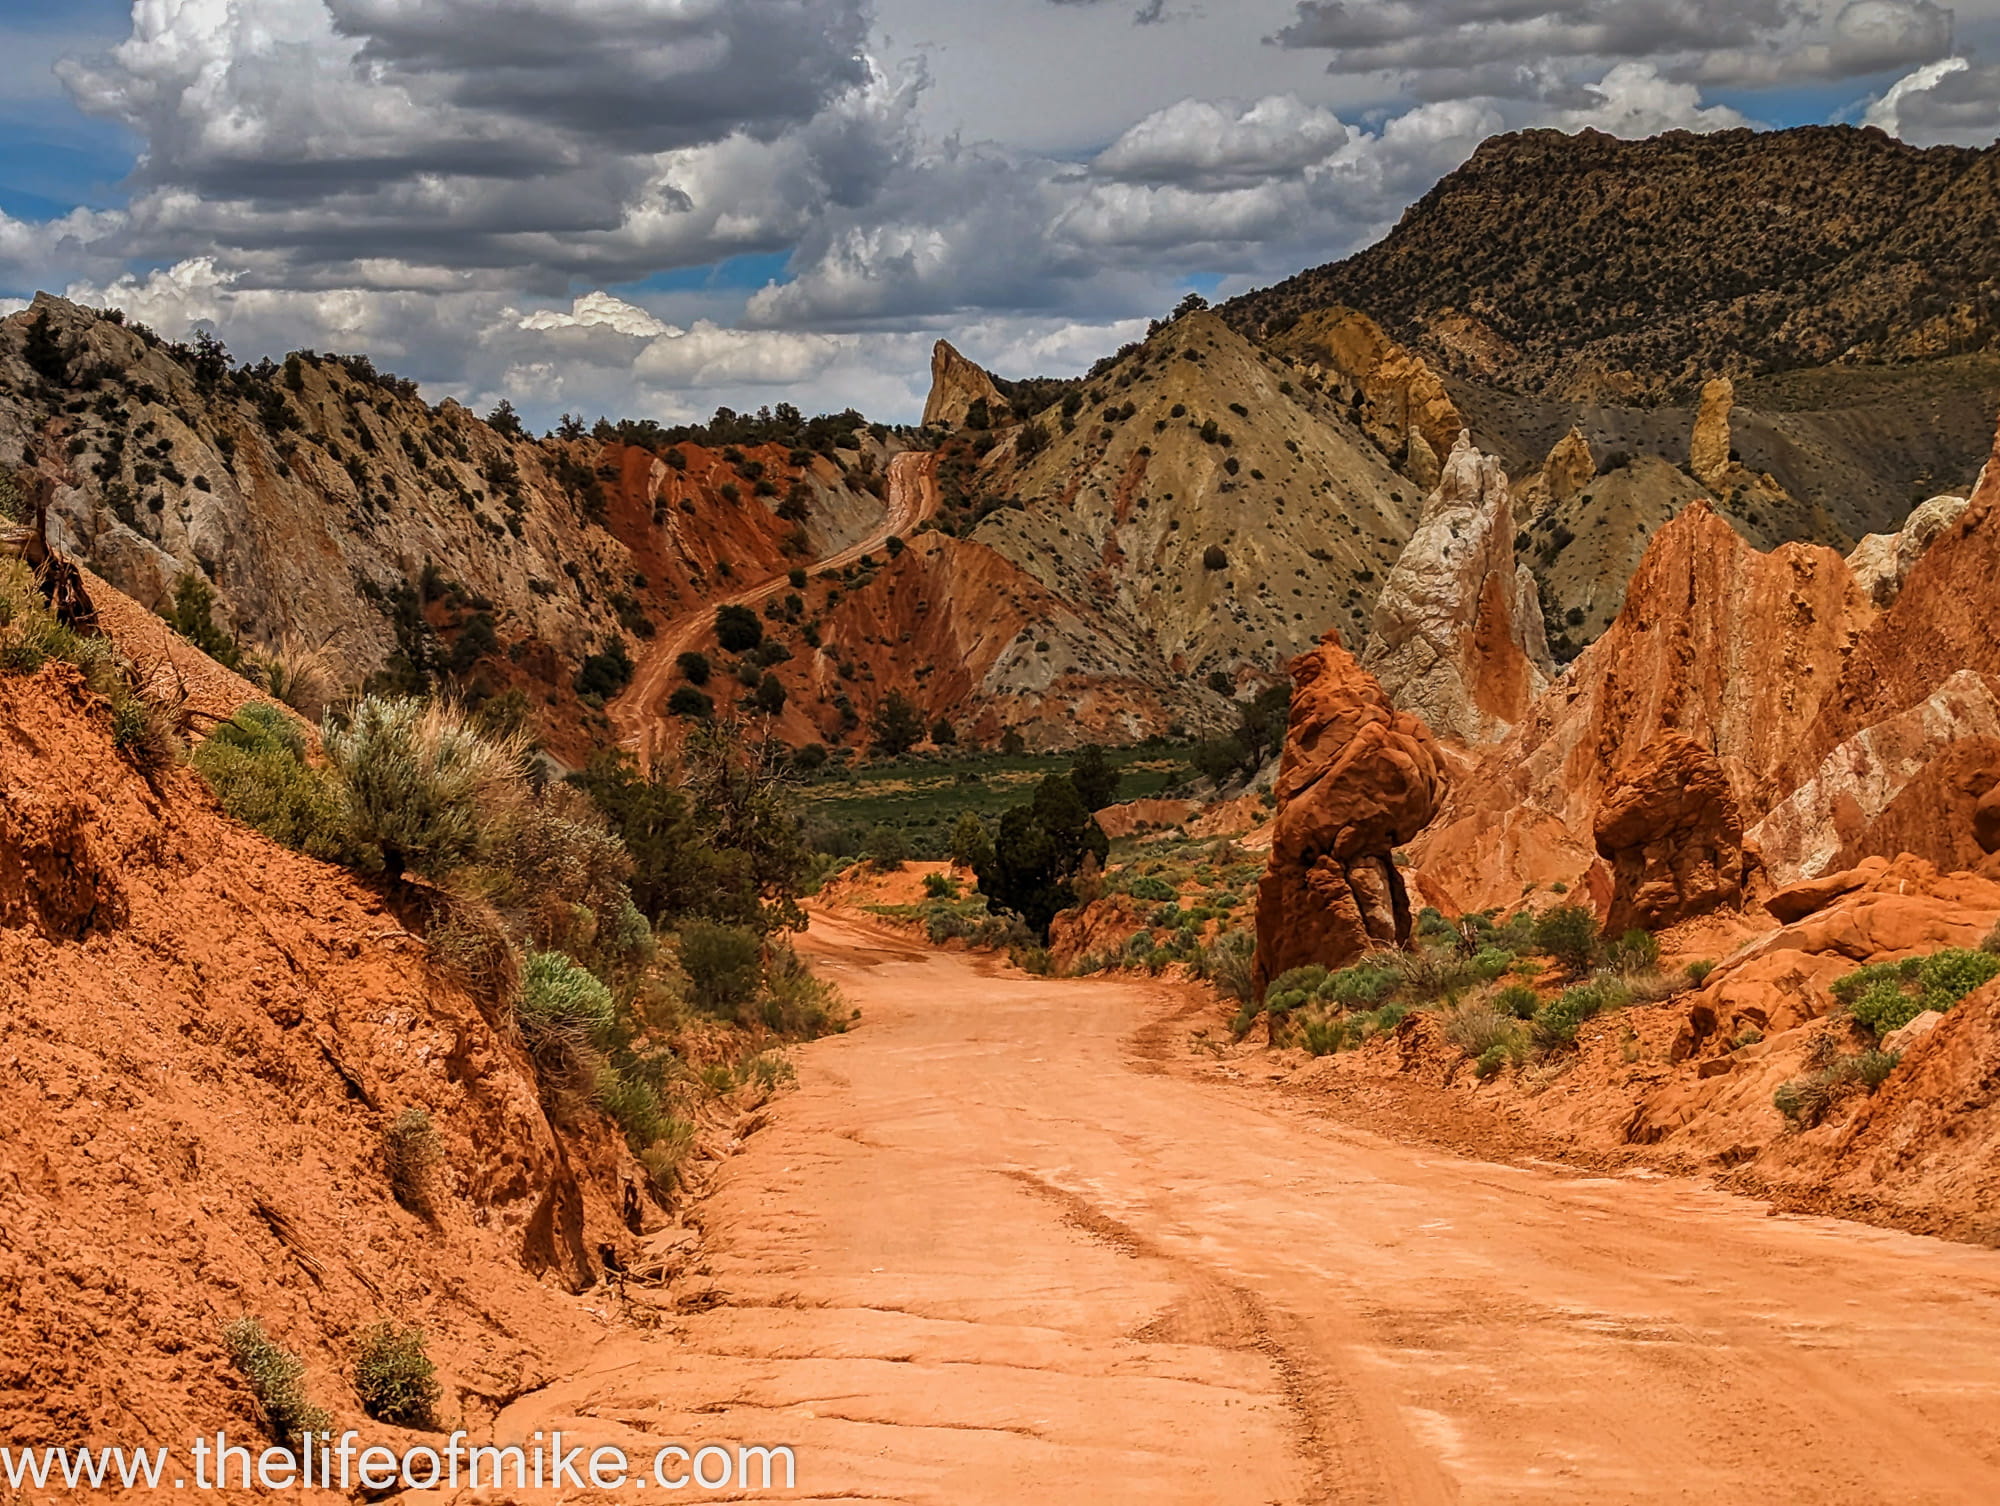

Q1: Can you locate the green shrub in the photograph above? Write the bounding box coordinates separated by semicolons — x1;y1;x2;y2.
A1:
1198;929;1256;1004
1443;1003;1521;1059
222;1318;330;1448
352;1321;441;1430
1530;976;1629;1048
761;944;845;1035
1469;946;1514;981
1603;928;1661;976
1473;1044;1510;1079
1320;958;1402;1007
516;949;616;1050
865;824;909;870
1831;948;2000;1035
322;696;525;880
1534;904;1600;977
194;703;349;860
1686;959;1717;986
679;921;763;1017
381;1107;441;1217
1299;1012;1347;1056
1011;944;1053;975
922;872;960;899
1267;965;1329;998
1495;984;1541;1020
1124;875;1178;903
1775;1048;1902;1128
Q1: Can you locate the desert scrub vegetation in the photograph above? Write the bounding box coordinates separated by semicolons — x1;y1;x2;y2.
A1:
352;1322;441;1430
1241;903;1688;1076
381;1108;442;1217
194;692;844;1203
1829;948;2000;1036
1774;1034;1904;1130
0;557;183;770
222;1318;330;1449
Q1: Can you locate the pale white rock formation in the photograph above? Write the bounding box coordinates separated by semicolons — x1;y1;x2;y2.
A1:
1361;431;1554;745
922;340;1007;429
1846;493;1971;607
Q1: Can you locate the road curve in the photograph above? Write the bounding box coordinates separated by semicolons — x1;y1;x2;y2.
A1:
489;911;2000;1505
608;450;939;770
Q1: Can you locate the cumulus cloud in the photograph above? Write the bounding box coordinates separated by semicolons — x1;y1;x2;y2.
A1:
1863;54;2000;144
51;0;909;286
1555;61;1755;133
1272;0;1957;96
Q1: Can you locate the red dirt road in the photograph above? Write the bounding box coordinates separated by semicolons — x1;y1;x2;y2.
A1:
609;451;938;770
492;913;2000;1504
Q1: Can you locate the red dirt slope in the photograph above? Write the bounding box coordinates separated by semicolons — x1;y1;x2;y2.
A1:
0;666;634;1461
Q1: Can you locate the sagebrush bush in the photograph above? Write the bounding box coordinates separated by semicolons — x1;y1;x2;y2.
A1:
353;1321;441;1430
1199;929;1256;1003
1983;921;2000;956
1530;976;1629;1048
244;633;338;722
1774;1048;1902;1129
1443;1002;1522;1059
516;950;616;1055
761;943;845;1035
222;1318;330;1448
381;1107;441;1217
322;696;527;879
194;702;349;860
1321;957;1403;1007
1299;1012;1347;1056
1831;948;2000;1035
1603;928;1661;976
1495;984;1541;1020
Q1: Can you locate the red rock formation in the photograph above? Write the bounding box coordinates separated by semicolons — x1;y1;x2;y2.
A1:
1252;636;1447;993
1408;500;1870;914
1593;731;1756;934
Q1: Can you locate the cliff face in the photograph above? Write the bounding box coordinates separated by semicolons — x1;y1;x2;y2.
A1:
1360;431;1551;745
1407;500;1873;913
1404;439;2000;916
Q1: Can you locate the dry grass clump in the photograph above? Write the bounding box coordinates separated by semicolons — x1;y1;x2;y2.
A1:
381;1107;442;1217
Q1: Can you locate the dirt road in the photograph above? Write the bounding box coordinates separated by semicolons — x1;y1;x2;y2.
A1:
501;913;2000;1504
608;451;938;770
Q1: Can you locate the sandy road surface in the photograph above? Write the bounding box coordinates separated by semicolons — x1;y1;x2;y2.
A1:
491;913;2000;1504
608;451;938;770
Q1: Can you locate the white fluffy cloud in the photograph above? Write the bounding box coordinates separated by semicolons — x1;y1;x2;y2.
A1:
5;0;1968;426
1864;54;2000;144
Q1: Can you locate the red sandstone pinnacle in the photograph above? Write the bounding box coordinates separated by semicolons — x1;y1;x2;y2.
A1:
1252;634;1448;995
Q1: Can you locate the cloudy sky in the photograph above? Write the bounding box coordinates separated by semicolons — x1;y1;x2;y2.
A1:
2;0;1996;427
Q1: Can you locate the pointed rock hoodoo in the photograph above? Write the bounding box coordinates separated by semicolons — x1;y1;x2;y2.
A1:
921;340;1007;429
1689;376;1737;488
1252;636;1448;993
1361;431;1553;745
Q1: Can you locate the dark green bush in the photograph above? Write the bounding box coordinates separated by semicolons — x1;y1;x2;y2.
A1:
680;921;763;1017
222;1318;330;1448
353;1322;441;1430
1534;904;1600;977
1831;949;2000;1035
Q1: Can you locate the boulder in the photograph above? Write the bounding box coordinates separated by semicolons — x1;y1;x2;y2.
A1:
1593;731;1756;934
1252;636;1447;993
1763;856;1893;924
1361;431;1553;745
1882;1009;1947;1057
